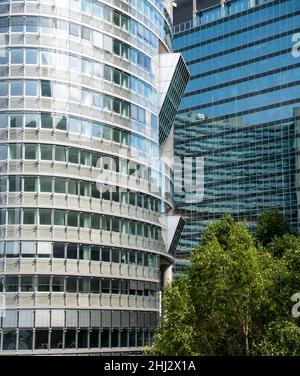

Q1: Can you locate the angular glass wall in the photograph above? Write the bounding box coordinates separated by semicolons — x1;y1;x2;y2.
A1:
173;0;300;274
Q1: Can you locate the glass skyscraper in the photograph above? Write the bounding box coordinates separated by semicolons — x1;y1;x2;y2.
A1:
0;0;188;354
173;0;300;273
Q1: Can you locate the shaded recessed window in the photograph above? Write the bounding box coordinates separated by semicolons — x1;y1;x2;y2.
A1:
39;209;51;225
52;276;64;292
35;330;49;350
53;243;65;259
51;330;63;349
19;330;33;350
41;80;52;97
23;208;36;224
41;113;53;128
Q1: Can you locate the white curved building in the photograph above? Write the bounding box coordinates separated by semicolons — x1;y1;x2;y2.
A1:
0;0;188;354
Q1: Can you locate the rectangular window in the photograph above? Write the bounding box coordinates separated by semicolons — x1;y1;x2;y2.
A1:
54;210;65;226
69;23;80;37
25;80;38;96
67;244;77;259
68;179;78;195
101;279;110;294
11;49;23;64
52;276;64;292
68;211;78;227
6;242;20;258
25;113;38;128
25;144;37;160
11;80;23;96
40;145;52;160
66;277;77;293
39;209;51;225
0;81;8;97
26;49;38;65
24;176;37;192
7;208;21;225
41;113;53;129
55;146;66;162
23;209;36;225
101;247;110;262
9;175;21;192
79;245;90;260
5;277;19;292
40;177;52;192
41;80;52;97
54;178;65;194
20;276;34;292
53;243;65;259
91;246;100;261
68;148;79;164
37;276;50;292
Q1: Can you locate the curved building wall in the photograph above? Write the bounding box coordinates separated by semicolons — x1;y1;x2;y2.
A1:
0;0;176;355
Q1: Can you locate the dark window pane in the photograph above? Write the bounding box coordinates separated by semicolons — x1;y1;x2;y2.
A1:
41;80;52;97
65;330;76;349
50;330;63;349
35;330;49;350
18;330;33;350
78;330;88;349
3;330;16;350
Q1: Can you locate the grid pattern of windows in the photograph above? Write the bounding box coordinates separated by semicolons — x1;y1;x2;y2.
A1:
0;142;166;192
173;0;300;273
0;241;158;267
0;0;174;355
0;48;156;102
0;16;152;72
0;112;159;160
3;175;161;213
0;208;162;240
0;308;158;351
0;275;159;296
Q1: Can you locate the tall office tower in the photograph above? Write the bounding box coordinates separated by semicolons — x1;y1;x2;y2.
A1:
173;0;300;274
0;0;188;354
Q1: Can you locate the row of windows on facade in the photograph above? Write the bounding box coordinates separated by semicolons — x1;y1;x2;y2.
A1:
0;208;163;240
0;112;159;159
0;47;157;102
1;1;160;51
2;176;162;213
0;241;158;267
173;0;264;33
41;0;170;45
0;309;158;329
6;0;171;42
0;79;152;121
0;275;159;295
0;143;170;193
0;327;154;351
0;16;153;71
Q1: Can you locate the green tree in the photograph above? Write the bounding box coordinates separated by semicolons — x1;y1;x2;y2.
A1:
151;215;300;356
256;209;290;246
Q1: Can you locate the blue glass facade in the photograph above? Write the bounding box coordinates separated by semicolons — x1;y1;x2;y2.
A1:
173;0;300;273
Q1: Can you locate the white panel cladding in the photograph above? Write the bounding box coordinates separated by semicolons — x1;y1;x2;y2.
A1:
19;309;34;327
35;309;50;327
2;309;18;328
0;0;177;355
51;309;65;327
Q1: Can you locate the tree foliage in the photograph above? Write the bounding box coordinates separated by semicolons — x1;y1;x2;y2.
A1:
150;215;300;356
256;209;290;246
